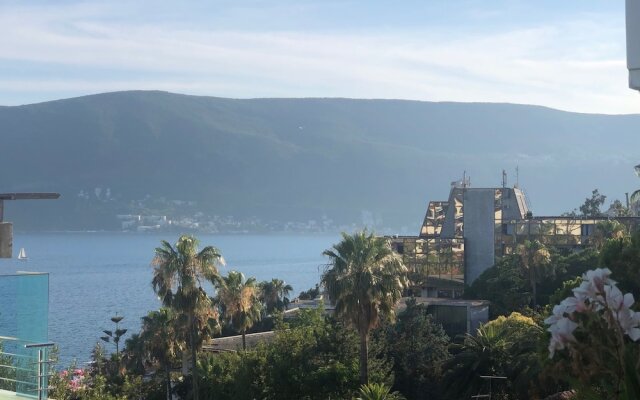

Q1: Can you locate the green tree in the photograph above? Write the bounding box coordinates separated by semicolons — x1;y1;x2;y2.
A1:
465;255;531;318
262;307;392;399
442;312;543;399
215;271;262;350
517;239;551;307
355;383;406;400
321;230;408;384
590;220;627;250
467;247;598;316
297;284;320;300
152;235;223;400
122;333;146;376
600;231;640;296
195;351;247;400
385;299;450;400
140;308;181;400
608;199;632;217
259;278;293;315
580;189;606;217
189;305;393;400
0;341;15;391
100;314;127;364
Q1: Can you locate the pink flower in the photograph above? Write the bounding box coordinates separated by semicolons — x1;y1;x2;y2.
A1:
73;369;84;376
60;370;68;378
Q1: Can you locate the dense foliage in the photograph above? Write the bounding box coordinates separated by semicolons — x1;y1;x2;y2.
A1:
322;230;408;384
381;299;450;400
46;227;640;399
442;312;544;399
465;248;599;317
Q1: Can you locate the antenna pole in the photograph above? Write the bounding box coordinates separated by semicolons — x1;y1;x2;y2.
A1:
626;192;630;208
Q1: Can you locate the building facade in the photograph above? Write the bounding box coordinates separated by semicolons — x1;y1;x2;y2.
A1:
390;180;640;299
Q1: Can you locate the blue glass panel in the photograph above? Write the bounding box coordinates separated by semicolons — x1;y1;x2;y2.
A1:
0;273;49;398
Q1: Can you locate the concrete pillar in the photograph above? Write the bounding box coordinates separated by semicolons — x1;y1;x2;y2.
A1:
0;222;13;258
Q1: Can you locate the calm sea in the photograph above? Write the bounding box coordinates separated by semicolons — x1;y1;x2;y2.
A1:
0;232;338;366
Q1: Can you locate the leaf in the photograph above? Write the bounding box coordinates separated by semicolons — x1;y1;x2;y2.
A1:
622;349;640;400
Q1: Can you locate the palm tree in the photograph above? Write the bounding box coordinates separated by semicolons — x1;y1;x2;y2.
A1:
215;271;262;350
151;235;223;400
442;313;543;399
321;230;408;385
259;278;293;314
122;333;146;376
140;308;181;400
591;220;627;250
356;383;406;400
517;239;551;307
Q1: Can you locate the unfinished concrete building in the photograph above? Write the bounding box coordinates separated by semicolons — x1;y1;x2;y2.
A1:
390;179;640;300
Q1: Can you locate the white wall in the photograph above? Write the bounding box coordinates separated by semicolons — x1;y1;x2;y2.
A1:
628;0;640;90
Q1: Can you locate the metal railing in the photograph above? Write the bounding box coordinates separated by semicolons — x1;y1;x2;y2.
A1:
0;336;55;399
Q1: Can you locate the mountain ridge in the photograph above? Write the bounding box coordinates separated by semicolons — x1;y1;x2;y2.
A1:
1;90;638;232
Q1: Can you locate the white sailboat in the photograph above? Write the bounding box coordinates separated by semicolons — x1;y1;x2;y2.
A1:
17;247;28;261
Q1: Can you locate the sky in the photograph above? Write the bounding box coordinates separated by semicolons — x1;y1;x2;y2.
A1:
1;0;638;114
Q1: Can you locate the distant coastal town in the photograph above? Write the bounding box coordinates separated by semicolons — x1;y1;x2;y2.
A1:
77;187;408;234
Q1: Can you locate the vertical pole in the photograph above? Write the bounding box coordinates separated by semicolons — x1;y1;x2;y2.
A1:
626;192;630;208
0;200;4;222
37;349;43;400
489;378;492;400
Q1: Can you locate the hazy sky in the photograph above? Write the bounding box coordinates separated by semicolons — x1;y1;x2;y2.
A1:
1;0;638;114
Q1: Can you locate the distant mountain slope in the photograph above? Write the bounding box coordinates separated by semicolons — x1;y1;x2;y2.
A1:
1;91;638;231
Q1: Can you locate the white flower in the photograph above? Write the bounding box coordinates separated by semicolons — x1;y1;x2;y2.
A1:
603;284;633;311
560;296;588;314
548;337;564;358
583;268;613;291
546;268;640;359
545;303;568;326
573;280;597;301
547;317;578;358
613;307;640;341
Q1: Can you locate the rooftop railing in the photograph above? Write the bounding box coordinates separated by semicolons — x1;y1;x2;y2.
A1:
0;336;55;399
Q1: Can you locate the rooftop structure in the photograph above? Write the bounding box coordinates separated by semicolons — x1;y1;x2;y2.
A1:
389;177;640;299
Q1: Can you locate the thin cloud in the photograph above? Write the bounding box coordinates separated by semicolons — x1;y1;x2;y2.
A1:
0;2;637;114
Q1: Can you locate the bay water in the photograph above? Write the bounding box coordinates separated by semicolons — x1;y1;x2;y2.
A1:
0;232;338;366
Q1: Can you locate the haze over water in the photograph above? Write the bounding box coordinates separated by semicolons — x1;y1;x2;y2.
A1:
0;232;336;365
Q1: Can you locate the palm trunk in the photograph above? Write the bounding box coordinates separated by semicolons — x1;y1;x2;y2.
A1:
165;364;172;400
181;351;189;375
190;321;199;400
242;331;246;351
359;331;369;385
532;280;538;308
